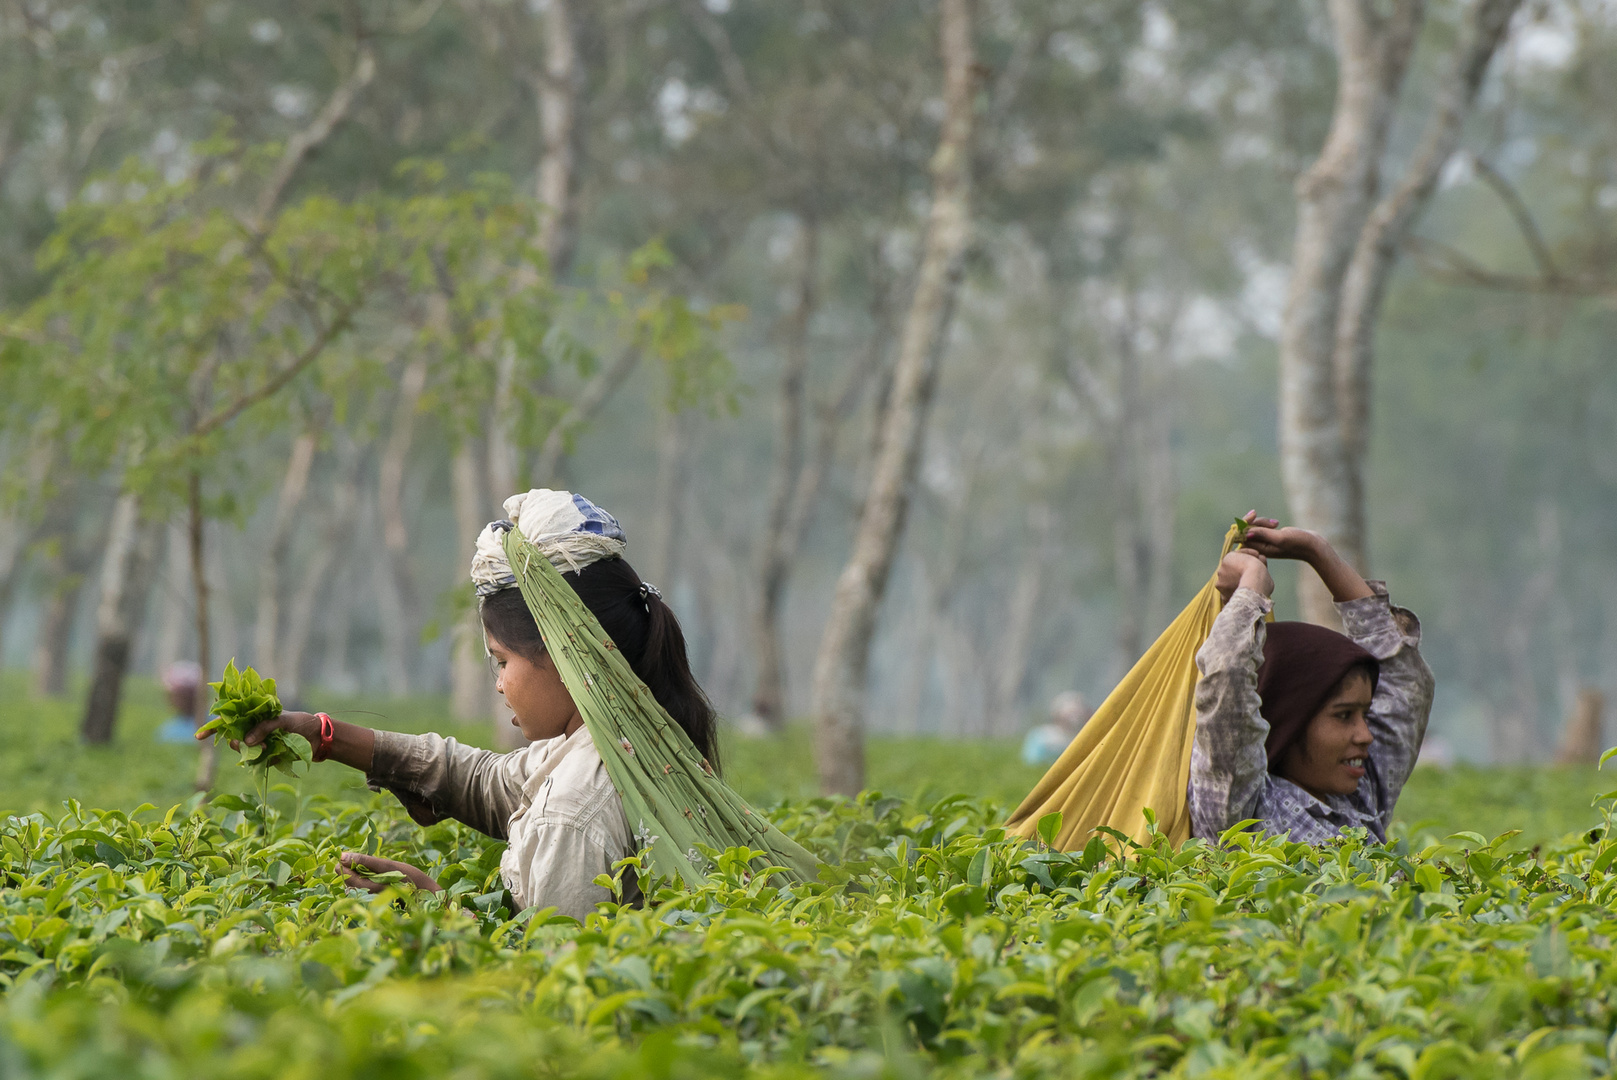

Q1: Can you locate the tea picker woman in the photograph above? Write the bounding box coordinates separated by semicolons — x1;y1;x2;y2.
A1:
1189;513;1436;842
224;489;816;919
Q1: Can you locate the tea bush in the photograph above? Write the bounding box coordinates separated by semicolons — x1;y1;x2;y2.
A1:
3;782;1617;1078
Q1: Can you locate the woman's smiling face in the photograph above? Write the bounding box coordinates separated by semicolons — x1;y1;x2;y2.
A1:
1277;669;1375;798
486;634;583;743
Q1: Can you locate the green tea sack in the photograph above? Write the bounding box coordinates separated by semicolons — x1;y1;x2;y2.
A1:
197;660;310;776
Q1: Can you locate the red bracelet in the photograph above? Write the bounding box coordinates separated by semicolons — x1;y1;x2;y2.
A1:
311;712;336;763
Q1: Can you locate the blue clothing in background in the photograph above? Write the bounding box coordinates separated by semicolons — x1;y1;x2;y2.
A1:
157;715;199;744
1021;725;1073;766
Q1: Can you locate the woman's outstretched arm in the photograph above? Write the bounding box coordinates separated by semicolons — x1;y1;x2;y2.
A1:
220;711;375;771
219;712;527;837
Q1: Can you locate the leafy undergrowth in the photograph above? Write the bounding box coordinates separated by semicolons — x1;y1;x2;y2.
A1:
3;788;1617;1078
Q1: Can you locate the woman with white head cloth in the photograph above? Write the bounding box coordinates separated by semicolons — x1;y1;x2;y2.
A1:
230;489;813;919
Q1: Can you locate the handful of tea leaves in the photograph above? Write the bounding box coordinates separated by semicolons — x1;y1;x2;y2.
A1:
198;660;309;776
349;864;410;886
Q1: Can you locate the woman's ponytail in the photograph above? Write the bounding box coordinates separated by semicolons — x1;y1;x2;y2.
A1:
636;590;721;776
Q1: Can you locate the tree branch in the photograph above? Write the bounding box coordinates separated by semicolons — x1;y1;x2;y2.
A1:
531;345;644;482
677;0;753;105
1403;235;1617;299
1470;153;1561;281
251;40;377;230
191;301;362;439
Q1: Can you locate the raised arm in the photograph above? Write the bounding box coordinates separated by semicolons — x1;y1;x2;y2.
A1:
1237;522;1374;604
1337;585;1435;816
1190;551;1276;839
1237;520;1432;821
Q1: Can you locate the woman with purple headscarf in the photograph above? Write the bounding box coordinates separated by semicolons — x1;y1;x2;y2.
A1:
1188;512;1435;843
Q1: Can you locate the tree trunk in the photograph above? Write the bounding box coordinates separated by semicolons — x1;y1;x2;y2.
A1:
451;443;512;741
252;430;318;677
1278;0;1424;625
451;445;491;722
33;550;88;698
752;217;819;728
152;519;192;677
488;0;582;504
811;0;975;796
280;436;362;703
990;505;1051;735
0;512;31;668
1495;507;1558;762
318;558;357;695
535;0;580;278
1140;344;1177;637
894;573;938;736
1281;0;1518;624
190;474;218;791
645;406;690;589
1555;688;1605;766
378;359;429;693
1110;288;1145;671
1331;0;1521;574
81;492;161;744
530;346;643;485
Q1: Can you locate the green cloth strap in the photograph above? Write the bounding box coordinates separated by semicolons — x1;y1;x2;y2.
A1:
501;526;821;887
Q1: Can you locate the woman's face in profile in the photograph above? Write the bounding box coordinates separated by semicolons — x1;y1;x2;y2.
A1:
487;636;581;742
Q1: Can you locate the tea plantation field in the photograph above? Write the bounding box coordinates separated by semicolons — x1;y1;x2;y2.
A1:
3;675;1617;1078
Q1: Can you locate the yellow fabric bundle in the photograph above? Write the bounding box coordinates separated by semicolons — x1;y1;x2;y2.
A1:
1005;523;1249;850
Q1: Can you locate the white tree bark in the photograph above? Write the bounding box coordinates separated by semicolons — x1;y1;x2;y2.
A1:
751;217;819;728
33;567;84;697
81;492;161;743
252;429;318;677
151;519;192;677
1280;0;1519;624
810;0;975;795
190;474;218;790
0;507;33;667
990;505;1052;735
450;445;490;722
451;443;513;744
535;0;579;278
489;0;582;502
530;346;643;485
378;359;429;692
1331;0;1522;572
280;440;361;704
1279;0;1424;624
645;407;691;589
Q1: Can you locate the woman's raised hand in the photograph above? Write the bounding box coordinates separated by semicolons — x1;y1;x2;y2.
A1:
1235;511;1373;603
1238;511;1327;564
1216;548;1273;602
338;852;442;893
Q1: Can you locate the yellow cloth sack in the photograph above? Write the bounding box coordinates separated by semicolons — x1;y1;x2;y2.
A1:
1005;523;1253;850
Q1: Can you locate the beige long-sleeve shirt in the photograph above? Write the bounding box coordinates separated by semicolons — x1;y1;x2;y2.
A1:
366;725;641;920
1188;582;1435;843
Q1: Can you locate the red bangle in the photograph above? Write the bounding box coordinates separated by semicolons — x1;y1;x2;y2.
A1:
311;712;335;763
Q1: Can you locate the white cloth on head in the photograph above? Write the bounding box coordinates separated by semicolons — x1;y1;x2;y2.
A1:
470;488;627;595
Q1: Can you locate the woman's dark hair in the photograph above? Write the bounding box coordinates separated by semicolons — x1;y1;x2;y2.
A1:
479;557;721;774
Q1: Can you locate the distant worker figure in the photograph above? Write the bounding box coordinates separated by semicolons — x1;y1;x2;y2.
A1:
1189;513;1435;843
156;661;204;744
1021;691;1091;766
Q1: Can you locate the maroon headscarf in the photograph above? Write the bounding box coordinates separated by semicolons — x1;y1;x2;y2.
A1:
1258;621;1379;768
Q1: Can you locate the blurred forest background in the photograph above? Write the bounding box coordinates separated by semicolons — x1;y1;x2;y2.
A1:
0;0;1614;788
